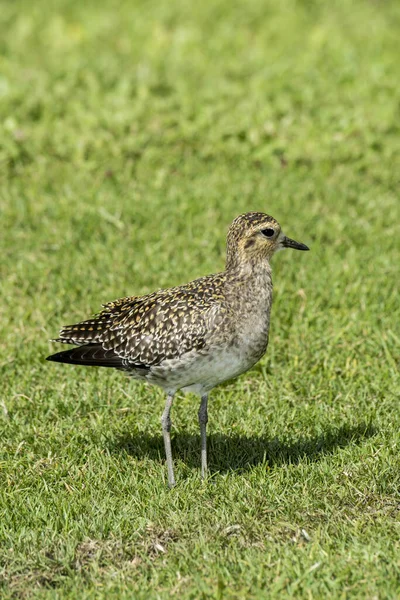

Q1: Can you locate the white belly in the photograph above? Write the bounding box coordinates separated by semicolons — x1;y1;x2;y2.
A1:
141;300;272;396
182;347;257;393
146;331;268;396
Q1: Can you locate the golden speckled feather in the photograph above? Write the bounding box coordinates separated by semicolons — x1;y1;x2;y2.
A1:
53;273;227;368
47;212;309;486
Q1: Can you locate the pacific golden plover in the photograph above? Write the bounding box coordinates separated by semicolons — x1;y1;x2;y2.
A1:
47;212;309;486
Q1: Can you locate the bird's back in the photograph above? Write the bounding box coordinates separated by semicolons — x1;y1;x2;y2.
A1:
48;272;228;372
48;263;274;396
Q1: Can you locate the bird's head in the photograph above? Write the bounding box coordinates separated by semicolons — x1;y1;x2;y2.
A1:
226;212;309;270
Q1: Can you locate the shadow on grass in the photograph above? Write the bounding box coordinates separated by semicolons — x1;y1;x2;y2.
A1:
110;421;376;474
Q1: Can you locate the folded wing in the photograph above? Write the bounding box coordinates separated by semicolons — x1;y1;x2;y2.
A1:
47;275;225;369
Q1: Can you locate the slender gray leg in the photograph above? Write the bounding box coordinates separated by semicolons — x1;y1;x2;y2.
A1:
198;394;208;480
161;393;175;487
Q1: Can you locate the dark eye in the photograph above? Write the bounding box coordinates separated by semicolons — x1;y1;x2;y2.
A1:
261;228;275;238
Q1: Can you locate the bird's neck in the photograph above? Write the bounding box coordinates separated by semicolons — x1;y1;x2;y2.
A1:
224;260;273;308
226;257;272;281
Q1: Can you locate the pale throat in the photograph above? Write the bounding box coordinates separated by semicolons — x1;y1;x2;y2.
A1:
225;259;273;312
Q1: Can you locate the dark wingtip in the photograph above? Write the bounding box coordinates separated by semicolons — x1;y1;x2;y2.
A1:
45;344;125;368
46;352;64;362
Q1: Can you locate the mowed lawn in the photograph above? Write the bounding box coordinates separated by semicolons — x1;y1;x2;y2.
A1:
1;0;400;597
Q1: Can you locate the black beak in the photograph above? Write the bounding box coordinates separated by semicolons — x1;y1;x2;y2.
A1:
282;236;310;251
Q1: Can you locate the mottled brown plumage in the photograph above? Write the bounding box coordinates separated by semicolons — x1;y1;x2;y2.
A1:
47;212;309;486
52;274;226;370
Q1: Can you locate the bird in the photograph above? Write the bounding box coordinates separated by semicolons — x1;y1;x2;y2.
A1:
47;212;309;487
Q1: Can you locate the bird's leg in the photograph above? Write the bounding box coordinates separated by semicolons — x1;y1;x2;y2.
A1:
161;393;175;487
198;393;209;480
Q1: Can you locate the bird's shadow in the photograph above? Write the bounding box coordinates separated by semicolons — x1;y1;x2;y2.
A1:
110;421;376;474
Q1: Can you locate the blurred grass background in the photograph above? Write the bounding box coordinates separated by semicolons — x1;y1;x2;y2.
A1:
1;0;399;598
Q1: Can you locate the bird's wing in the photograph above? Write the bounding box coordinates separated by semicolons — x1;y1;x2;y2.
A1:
53;274;225;368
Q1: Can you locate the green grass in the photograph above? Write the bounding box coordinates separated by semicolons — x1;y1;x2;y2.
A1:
1;0;400;597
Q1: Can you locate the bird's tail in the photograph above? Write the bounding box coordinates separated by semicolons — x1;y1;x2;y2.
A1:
46;344;124;368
